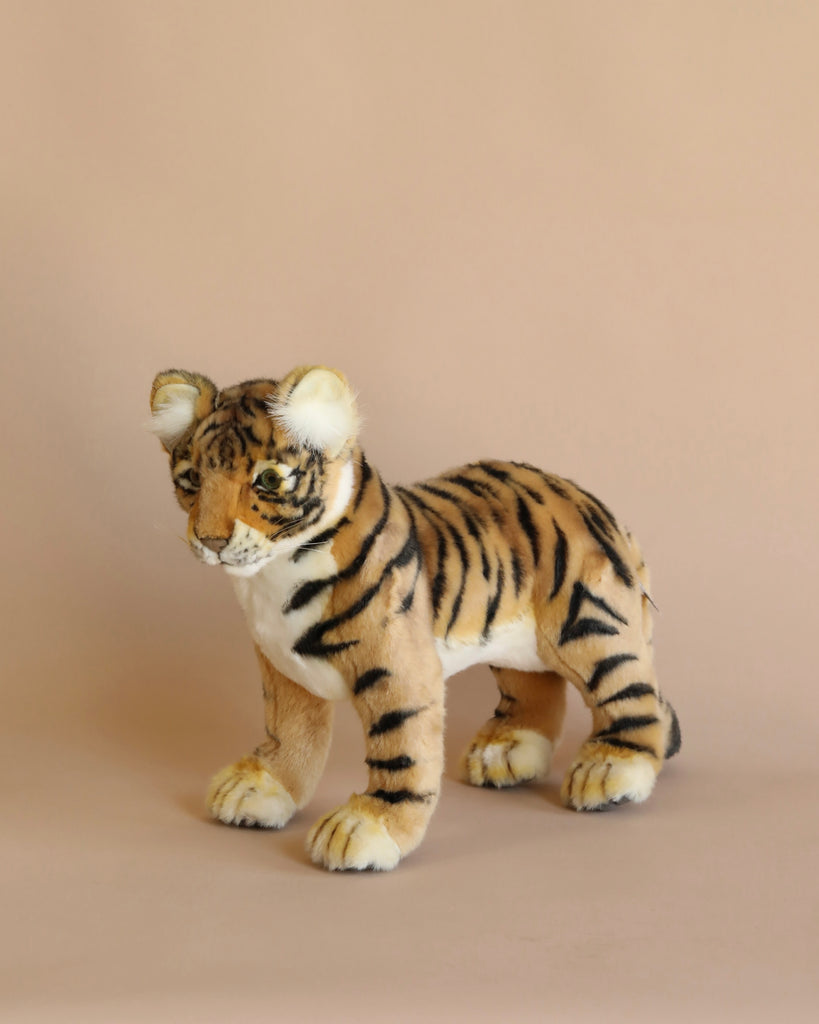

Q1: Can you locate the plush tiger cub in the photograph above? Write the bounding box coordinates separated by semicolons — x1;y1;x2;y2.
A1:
150;365;680;871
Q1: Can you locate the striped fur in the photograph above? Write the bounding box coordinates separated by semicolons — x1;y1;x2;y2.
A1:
150;366;681;871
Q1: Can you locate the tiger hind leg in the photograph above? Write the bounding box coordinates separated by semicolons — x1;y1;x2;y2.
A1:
540;555;681;811
461;668;567;788
559;644;679;811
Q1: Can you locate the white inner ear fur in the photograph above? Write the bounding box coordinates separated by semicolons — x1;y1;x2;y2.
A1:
149;383;200;450
268;369;359;458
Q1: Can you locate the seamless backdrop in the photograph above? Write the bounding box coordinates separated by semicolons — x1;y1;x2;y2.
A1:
1;3;817;1023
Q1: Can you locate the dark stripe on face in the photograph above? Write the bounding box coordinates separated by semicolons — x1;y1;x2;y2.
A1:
353;668;391;695
367;789;431;804
369;708;421;736
587;653;640;692
549;519;568;599
365;755;415;771
597;682;656;706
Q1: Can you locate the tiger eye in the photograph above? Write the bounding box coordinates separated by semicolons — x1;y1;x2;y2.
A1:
256;468;281;492
188;468;201;488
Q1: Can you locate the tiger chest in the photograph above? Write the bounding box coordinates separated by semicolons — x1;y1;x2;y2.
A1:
230;548;349;701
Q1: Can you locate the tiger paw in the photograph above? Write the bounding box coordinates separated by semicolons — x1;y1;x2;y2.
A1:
207;755;297;828
561;743;657;811
461;728;554;788
306;799;402;872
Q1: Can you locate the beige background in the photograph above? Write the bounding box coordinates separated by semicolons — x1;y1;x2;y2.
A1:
2;2;817;1021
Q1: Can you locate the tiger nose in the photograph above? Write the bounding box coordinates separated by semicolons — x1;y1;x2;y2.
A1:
199;536;229;554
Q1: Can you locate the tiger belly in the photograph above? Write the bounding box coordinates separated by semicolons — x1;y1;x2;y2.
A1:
230;548;349;702
435;616;547;680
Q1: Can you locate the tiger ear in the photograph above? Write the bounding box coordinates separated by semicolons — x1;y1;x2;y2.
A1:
149;370;217;452
268;366;360;459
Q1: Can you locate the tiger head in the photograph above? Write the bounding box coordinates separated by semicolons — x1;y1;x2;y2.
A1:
149;365;360;576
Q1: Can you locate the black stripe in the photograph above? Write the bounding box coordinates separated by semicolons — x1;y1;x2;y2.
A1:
292;634;359;659
597;683;656;706
596;715;660;737
571;481;619;532
365;755;415;771
417;483;491;580
475;462;510;484
515;493;540;567
559;582;627;646
238;422;263;448
587;653;640;692
444;474;501;501
290;518;349;563
352;456;373;513
510;549;525;595
549;519;568;599
477;462;545;505
596;737;658;759
397;490;448;619
483;562;505;639
541;473;570;500
353;668;391;696
367;789;431;805
579;509;634;588
559;618;620;645
292;500;420;657
399;488;469;636
369;708;421;737
285;482;390;612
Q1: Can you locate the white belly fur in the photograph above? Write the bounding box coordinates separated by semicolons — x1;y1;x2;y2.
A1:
231;546;349;702
435;616;547;680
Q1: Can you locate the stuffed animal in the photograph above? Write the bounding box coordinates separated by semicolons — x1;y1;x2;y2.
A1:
149;365;680;871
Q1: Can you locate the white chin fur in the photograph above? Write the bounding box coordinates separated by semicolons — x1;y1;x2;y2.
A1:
222;562;265;578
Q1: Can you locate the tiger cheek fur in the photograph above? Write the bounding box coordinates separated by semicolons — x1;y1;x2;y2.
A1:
150;365;681;872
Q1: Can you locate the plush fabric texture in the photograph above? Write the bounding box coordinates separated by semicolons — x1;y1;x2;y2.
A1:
150;365;681;871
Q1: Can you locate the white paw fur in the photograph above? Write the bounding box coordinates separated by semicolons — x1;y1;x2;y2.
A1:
307;805;401;871
207;759;297;828
562;750;656;810
463;728;554;788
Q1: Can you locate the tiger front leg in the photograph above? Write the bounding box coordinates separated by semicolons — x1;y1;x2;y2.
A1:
307;646;445;872
208;647;333;829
